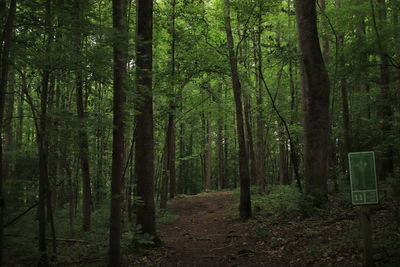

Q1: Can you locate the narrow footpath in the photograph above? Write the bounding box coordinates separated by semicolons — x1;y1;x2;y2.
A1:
133;191;278;267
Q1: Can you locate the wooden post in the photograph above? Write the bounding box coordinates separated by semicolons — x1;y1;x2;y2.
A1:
360;206;374;267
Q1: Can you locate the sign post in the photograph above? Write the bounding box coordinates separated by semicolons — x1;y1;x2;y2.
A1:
348;151;378;267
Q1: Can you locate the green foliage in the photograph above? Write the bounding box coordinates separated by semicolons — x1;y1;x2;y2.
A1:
157;210;179;225
252;185;315;218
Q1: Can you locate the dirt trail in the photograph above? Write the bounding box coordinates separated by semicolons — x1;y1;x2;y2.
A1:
152;191;274;267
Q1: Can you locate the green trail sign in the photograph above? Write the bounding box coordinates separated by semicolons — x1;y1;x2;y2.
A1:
348;152;378;205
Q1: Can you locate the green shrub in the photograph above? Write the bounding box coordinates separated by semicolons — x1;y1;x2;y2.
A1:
253;185;315;218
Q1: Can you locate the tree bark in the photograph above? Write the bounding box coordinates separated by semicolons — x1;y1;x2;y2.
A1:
318;0;329;62
223;0;251;219
109;0;128;265
295;0;330;205
168;0;177;199
279;126;289;185
255;5;265;193
4;70;15;180
135;0;158;239
73;0;92;232
216;86;225;191
0;0;17;264
375;0;394;180
205;106;212;191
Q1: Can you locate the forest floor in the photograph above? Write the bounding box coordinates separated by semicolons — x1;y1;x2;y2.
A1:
5;189;399;266
130;191;400;267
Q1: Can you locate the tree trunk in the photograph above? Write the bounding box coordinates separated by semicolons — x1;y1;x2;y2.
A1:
279;126;289;185
243;89;256;185
109;0;128;265
319;0;329;62
216;87;225;191
16;81;24;149
168;0;177;199
73;0;92;232
255;5;265;193
376;0;394;180
135;0;158;240
205;107;212;191
223;0;251;219
4;70;15;180
295;0;330;205
0;0;17;264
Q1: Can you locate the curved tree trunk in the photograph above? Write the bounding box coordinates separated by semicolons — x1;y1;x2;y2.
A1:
223;0;251;219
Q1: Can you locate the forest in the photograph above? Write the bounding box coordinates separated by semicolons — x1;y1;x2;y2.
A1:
0;0;399;266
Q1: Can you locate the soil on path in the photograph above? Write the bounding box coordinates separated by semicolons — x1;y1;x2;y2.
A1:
135;191;276;267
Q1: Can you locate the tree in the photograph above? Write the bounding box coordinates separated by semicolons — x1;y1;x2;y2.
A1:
223;0;251;219
135;0;158;240
0;0;17;264
72;0;92;233
109;0;128;265
295;0;330;205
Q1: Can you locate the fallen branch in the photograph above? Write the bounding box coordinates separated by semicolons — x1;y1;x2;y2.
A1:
45;237;88;243
209;243;233;252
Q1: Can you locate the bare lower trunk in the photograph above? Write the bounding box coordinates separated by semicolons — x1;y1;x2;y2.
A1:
0;0;17;264
205;107;212;191
296;0;330;205
109;0;128;265
135;0;158;239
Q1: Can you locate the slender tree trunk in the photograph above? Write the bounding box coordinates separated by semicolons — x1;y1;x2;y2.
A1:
216;87;225;191
16;82;24;149
319;0;329;62
73;0;92;232
168;0;177;199
279;126;289;185
135;0;158;240
243;89;256;185
205;107;212;191
38;67;50;267
255;6;265;193
109;0;128;265
295;0;330;205
37;0;53;265
4;70;15;180
335;0;351;175
0;0;17;264
223;0;251;219
375;0;394;180
160;123;171;209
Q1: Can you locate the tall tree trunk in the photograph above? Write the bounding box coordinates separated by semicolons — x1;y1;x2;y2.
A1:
37;0;54;265
374;0;394;180
168;0;177;199
109;0;128;265
243;89;256;185
255;5;265;192
73;0;92;232
336;0;351;175
0;0;17;264
204;107;212;191
295;0;330;205
135;0;158;240
216;87;225;191
223;0;251;219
